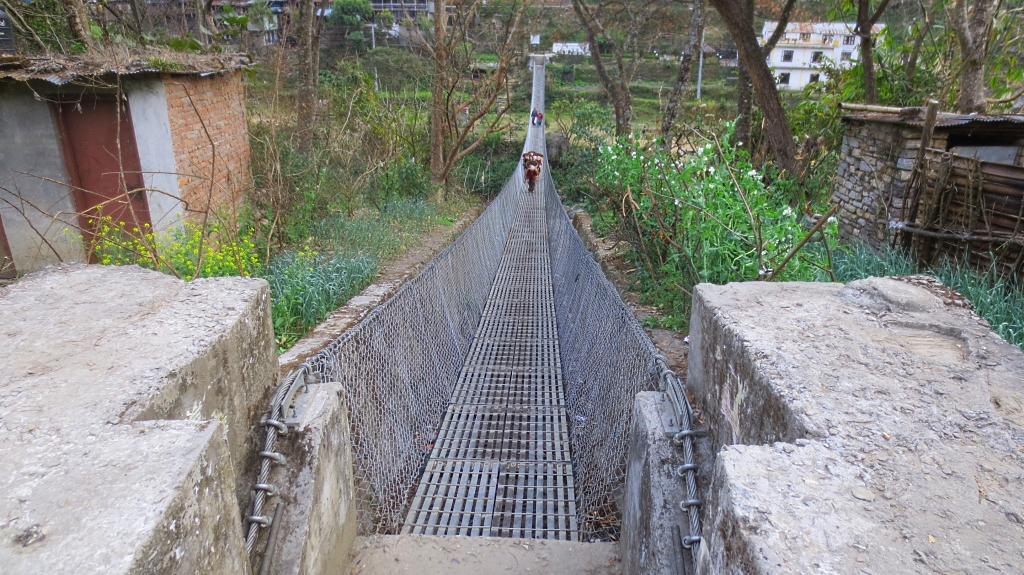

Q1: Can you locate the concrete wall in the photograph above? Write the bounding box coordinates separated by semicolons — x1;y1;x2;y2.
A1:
621;392;689;575
125;79;184;236
260;383;358;575
0;83;85;272
163;72;251;217
687;279;1024;575
0;264;277;574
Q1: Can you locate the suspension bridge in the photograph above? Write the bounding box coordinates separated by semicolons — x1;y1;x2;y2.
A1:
245;56;701;573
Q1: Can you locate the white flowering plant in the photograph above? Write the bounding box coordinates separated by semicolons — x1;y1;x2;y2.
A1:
593;123;839;327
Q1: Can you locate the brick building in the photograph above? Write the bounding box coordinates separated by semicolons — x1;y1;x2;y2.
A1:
0;53;251;275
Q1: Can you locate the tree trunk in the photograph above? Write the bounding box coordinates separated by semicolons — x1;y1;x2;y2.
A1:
735;62;753;150
661;0;705;136
711;0;799;174
194;0;210;43
62;0;91;44
857;0;891;104
127;0;147;36
733;0;754;151
734;0;795;150
952;0;997;113
429;0;449;184
903;17;927;86
571;0;633;136
296;0;317;136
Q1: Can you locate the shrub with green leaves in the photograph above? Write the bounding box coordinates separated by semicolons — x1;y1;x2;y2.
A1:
264;249;378;347
592;126;837;327
87;216;261;279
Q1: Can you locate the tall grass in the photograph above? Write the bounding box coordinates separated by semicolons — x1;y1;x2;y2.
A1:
833;243;1024;350
262;198;463;350
265;250;378;346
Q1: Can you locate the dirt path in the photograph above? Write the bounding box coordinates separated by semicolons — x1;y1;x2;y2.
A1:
278;203;482;376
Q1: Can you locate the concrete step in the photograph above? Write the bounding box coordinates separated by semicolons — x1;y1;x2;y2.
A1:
348;535;620;575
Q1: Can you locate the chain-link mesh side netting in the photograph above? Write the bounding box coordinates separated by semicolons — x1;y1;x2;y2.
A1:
291;165;527;534
542;168;660;541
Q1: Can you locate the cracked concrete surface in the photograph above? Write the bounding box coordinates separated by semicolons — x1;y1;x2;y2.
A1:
0;264;276;574
688;277;1024;574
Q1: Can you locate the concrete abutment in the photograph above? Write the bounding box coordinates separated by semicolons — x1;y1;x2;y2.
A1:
1;264;276;574
687;278;1024;574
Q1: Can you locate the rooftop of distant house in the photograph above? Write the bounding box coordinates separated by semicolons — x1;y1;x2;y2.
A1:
761;21;885;38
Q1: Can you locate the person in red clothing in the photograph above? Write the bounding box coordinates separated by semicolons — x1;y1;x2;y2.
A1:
534;110;544;126
523;151;543;192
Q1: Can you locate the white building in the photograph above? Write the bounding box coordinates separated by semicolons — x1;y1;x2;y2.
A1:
761;22;884;90
552;42;590;56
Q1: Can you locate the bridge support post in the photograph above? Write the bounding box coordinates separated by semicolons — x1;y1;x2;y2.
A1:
622;391;693;575
258;383;357;575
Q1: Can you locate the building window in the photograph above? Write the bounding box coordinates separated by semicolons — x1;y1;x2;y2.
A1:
822;34;833;44
811;51;824;63
809;73;820;83
843;35;856;45
781;50;794;62
779;72;791;85
841;51;852;61
799;32;811;42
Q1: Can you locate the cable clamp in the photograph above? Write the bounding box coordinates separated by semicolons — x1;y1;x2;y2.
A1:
672;428;707;444
680;498;701;509
676;463;698;476
247;515;271;527
264;418;288;435
260;451;286;465
254;483;279;497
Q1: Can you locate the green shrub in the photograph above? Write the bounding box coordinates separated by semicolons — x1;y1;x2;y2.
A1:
591;125;837;328
264;249;378;348
87;216;261;279
367;156;431;208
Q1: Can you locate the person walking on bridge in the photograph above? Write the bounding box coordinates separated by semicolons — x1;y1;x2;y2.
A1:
523;151;543;193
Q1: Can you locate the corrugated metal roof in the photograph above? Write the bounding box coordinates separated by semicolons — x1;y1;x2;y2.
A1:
0;51;252;85
842;110;1024;130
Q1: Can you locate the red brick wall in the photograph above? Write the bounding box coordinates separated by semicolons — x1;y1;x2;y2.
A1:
163;71;250;217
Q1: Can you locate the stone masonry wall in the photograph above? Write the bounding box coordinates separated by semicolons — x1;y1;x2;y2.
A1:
832;119;947;247
163;71;250;217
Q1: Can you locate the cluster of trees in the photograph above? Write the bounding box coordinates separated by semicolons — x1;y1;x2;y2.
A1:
8;0;1020;188
568;0;1023;174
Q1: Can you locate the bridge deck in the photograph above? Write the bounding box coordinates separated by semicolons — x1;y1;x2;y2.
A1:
402;60;576;539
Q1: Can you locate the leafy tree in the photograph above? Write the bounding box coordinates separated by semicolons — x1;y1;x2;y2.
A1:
330;0;372;29
570;0;681;136
414;0;527;186
376;9;395;28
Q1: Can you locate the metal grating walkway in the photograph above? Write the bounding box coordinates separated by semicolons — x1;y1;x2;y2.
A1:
402;167;578;540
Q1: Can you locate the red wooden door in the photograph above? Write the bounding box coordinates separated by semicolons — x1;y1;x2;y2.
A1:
54;95;152;259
